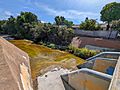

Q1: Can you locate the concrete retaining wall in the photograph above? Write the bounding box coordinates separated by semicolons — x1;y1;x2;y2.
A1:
61;69;111;90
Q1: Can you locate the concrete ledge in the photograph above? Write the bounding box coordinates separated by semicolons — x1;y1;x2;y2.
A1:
109;57;120;90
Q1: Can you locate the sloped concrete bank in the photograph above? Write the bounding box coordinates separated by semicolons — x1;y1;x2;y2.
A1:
0;37;33;90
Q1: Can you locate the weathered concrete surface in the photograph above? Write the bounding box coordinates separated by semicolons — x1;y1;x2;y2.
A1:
61;69;111;90
37;67;70;90
71;37;120;50
79;58;117;74
0;37;33;90
93;59;116;74
109;57;120;90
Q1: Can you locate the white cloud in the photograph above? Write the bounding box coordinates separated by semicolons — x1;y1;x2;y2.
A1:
41;20;46;23
34;2;99;20
4;11;12;16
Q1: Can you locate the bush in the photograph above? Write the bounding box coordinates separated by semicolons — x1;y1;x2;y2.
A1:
67;45;97;59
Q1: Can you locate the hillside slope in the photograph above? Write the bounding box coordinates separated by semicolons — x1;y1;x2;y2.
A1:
10;40;85;80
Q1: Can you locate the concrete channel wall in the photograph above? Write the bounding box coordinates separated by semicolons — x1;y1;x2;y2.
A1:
0;37;33;90
78;58;117;75
61;68;112;90
109;57;120;90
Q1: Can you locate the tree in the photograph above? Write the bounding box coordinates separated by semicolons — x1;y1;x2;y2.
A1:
20;12;38;23
2;16;16;35
64;20;73;28
0;20;6;34
1;11;74;46
55;16;73;27
100;2;120;30
14;12;38;39
55;16;65;26
79;17;101;30
33;22;74;45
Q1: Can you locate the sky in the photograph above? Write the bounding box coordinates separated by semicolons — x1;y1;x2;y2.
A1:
0;0;120;24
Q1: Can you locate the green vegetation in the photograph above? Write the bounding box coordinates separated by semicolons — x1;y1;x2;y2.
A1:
67;45;97;59
55;16;73;28
10;40;85;79
0;12;74;46
33;24;74;45
100;2;120;30
79;17;101;30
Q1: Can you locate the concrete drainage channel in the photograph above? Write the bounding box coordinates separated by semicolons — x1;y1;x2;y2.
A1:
36;52;120;90
61;68;112;90
37;68;112;90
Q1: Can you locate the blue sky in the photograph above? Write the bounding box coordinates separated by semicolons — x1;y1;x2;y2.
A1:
0;0;120;24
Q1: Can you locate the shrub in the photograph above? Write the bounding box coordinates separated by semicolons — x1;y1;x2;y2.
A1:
68;45;97;59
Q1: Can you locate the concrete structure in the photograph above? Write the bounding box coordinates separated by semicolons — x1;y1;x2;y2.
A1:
109;57;120;90
72;25;79;30
71;37;120;50
37;68;70;90
1;36;120;90
61;52;120;90
61;68;112;90
0;37;33;90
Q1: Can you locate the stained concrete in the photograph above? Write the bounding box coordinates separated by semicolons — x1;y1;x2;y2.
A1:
61;69;111;90
37;67;70;90
0;37;33;90
71;37;120;49
109;57;120;90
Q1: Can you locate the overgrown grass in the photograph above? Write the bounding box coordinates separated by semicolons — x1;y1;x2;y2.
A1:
10;40;85;79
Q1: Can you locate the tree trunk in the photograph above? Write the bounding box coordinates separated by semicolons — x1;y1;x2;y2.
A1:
106;22;110;31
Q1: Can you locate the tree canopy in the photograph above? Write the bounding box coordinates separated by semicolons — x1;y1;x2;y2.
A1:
55;16;73;27
79;17;101;30
100;2;120;22
0;12;74;46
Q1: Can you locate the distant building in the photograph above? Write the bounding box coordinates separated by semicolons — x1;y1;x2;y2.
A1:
100;23;112;31
53;25;67;28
